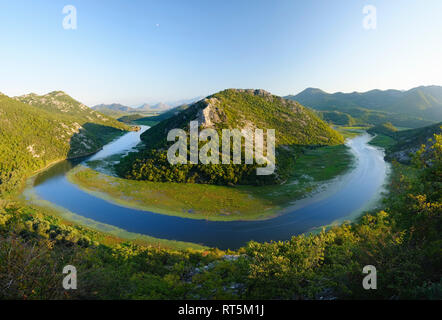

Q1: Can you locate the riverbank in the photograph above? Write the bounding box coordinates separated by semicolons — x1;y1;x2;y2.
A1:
22;131;388;248
21;178;208;250
4;130;130;200
17;127;206;250
368;133;397;149
66;143;355;221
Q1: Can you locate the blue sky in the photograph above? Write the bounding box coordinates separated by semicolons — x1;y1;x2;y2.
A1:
0;0;441;106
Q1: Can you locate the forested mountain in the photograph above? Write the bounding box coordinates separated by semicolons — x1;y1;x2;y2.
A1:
116;89;344;185
0;92;131;195
16;92;129;126
285;86;442;128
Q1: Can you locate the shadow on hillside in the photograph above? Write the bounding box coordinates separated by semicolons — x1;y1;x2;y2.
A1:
67;122;127;159
33;123;128;187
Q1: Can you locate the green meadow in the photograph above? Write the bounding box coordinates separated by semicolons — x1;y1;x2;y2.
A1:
368;134;397;149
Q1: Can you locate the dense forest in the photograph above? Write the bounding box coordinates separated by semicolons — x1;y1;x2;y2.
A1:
116;89;344;185
0;92;131;196
1;130;440;299
316;105;435;128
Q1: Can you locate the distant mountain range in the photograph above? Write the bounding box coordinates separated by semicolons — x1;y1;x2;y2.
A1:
166;96;205;107
285;85;442;128
96;86;442;127
91;103;167;118
91;103;137;117
135;102;171;112
92;97;203;119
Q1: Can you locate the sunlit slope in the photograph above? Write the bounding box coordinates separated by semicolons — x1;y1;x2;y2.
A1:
140;89;343;149
0;92;131;195
117;89;344;185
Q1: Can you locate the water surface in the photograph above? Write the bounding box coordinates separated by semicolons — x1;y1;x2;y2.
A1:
29;127;388;249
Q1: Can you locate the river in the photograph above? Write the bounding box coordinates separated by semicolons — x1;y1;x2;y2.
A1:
26;126;388;249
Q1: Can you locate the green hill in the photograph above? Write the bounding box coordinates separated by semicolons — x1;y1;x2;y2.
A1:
116;89;344;185
368;121;442;163
367;122;398;137
319;110;355;126
0;92;132;195
386;122;442;163
285;86;442;128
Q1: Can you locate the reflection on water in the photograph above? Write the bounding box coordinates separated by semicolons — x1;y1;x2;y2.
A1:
29;130;388;249
33;159;80;186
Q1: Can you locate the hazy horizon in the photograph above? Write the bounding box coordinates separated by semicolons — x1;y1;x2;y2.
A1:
4;84;441;109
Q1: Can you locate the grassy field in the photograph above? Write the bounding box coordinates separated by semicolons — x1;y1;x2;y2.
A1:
67;144;355;221
335;126;370;139
68;166;275;221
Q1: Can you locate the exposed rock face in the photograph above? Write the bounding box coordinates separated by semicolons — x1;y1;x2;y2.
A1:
195;98;227;128
384;123;441;164
232;88;273;97
388;149;415;163
27;144;44;158
139;87;344;151
387;142;433;164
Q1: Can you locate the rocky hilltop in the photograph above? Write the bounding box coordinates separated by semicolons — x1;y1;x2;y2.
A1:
139;89;343;149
